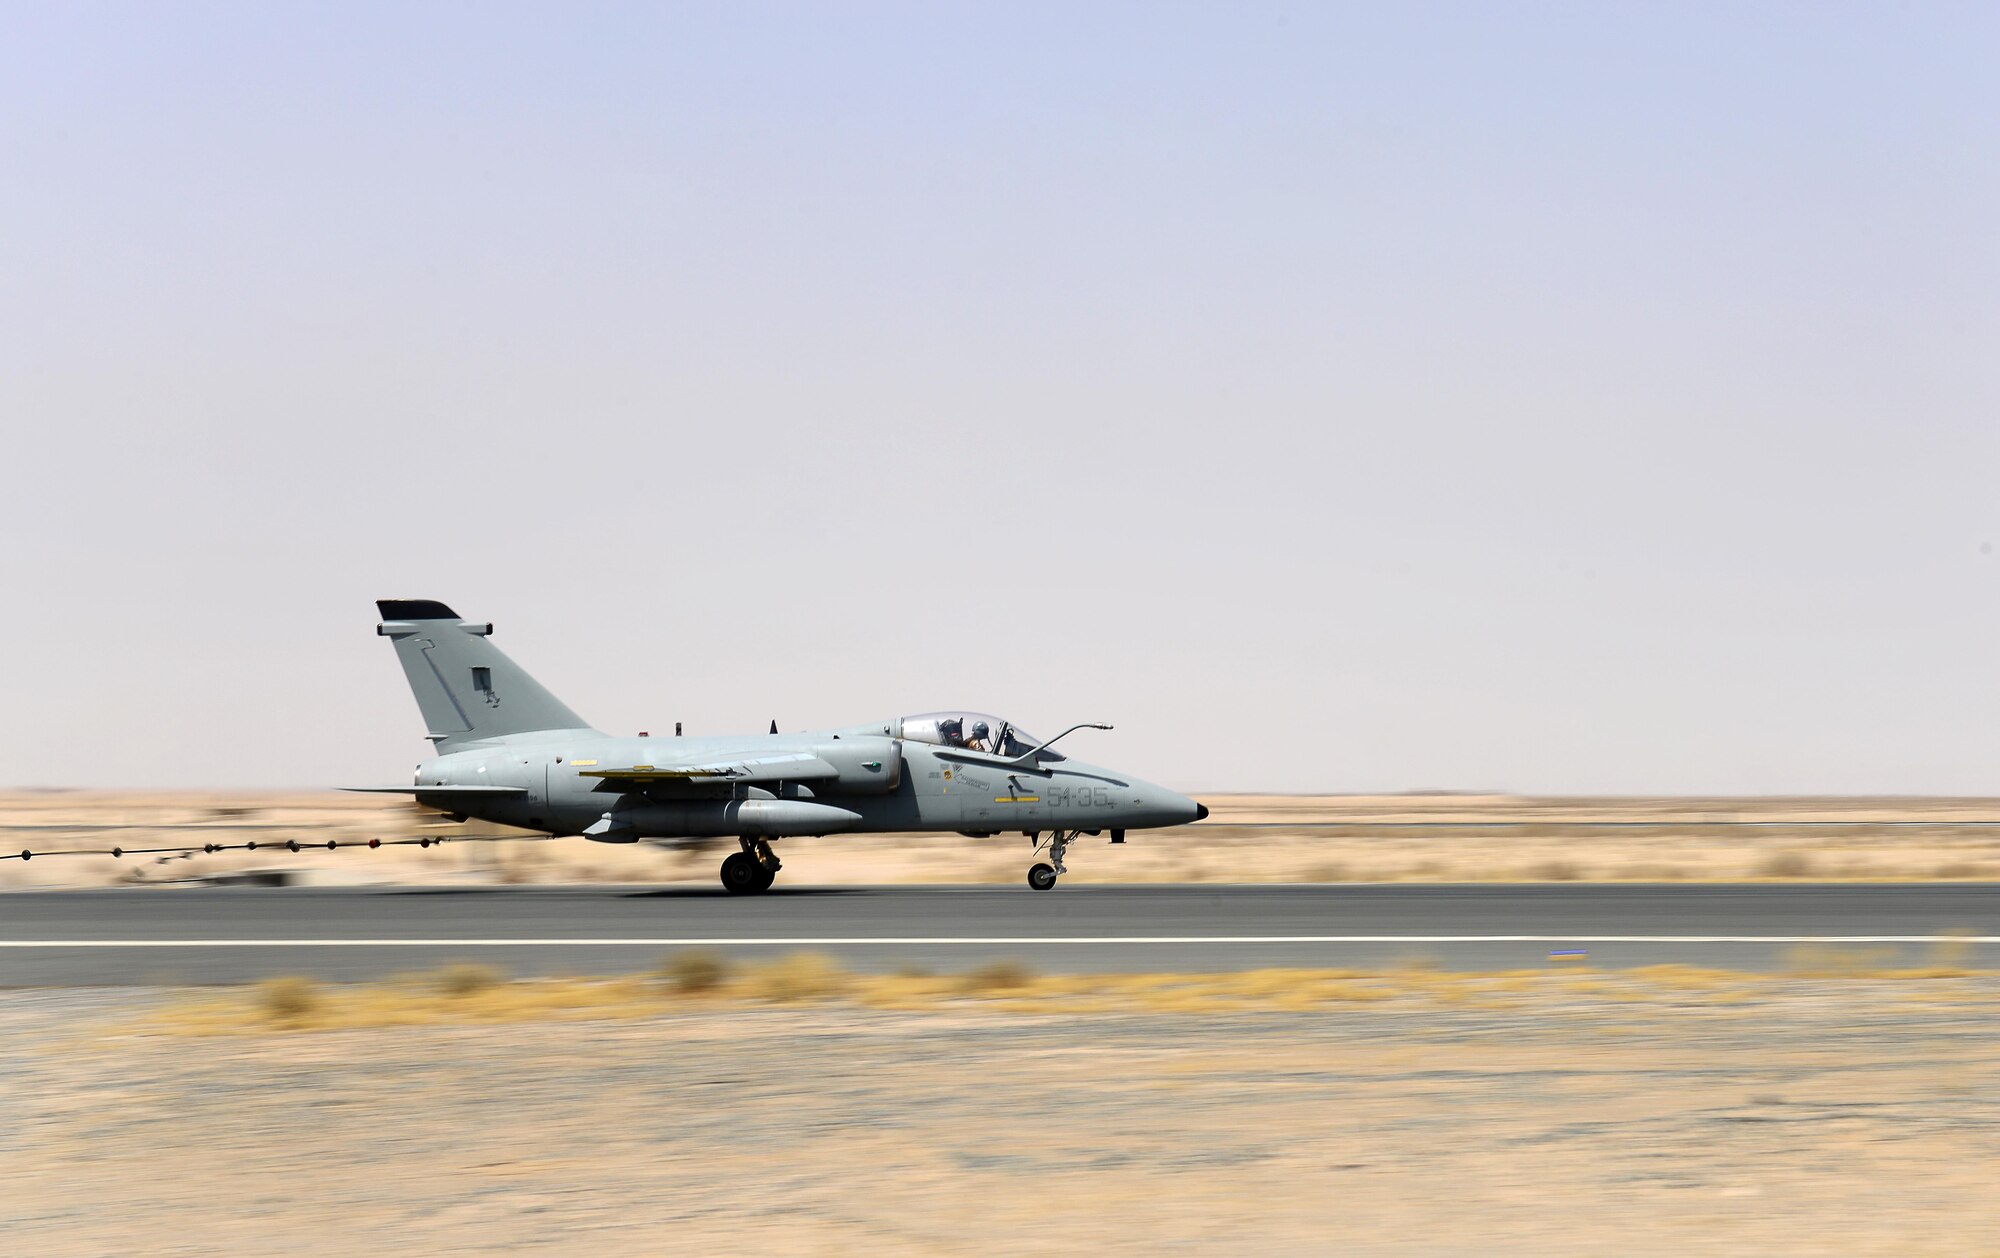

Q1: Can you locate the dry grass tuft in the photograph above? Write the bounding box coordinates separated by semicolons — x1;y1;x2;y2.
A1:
1628;964;1749;993
1619;863;1688;881
1928;929;1984;971
657;949;733;994
1782;943;1897;977
743;951;849;1002
1318;979;1395;1003
435;963;506;998
131;952;2000;1038
954;960;1036;993
857;973;953;1009
1932;862;1996;880
257;976;320;1023
1757;850;1818;878
1528;859;1583;881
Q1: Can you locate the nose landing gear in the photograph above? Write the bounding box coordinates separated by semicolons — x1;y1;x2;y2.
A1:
1024;830;1081;891
721;837;780;894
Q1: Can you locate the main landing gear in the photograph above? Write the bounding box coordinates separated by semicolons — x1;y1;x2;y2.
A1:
1025;830;1083;891
721;837;780;894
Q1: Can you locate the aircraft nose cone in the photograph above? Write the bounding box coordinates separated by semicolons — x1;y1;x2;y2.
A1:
1195;803;1209;822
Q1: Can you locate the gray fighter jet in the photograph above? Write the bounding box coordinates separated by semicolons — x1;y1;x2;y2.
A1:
350;600;1206;892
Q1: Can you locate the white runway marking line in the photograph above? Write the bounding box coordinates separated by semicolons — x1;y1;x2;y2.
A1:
2;935;1998;948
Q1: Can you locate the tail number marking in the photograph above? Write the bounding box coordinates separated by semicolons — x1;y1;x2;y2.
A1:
1045;786;1112;809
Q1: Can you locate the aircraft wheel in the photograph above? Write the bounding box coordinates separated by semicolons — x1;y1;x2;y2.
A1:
1027;862;1059;891
721;852;769;894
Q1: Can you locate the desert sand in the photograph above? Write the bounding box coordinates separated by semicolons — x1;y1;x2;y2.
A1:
6;790;2000;888
6;965;1999;1256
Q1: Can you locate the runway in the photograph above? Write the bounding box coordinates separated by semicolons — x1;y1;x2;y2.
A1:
3;883;1997;984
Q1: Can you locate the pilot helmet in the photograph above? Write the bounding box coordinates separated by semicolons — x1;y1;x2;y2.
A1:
970;721;990;740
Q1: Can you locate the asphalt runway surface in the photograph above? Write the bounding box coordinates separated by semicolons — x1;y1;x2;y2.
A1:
3;883;1998;984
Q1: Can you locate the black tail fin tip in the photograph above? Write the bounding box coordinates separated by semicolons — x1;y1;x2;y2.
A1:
377;599;460;621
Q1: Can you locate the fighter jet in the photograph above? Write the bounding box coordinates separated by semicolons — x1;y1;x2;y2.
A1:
350;600;1207;892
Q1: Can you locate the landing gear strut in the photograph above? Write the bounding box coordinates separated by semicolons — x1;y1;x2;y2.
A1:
721;837;780;894
1025;830;1081;891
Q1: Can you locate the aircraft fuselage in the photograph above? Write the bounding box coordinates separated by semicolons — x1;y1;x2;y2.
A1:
413;724;1205;842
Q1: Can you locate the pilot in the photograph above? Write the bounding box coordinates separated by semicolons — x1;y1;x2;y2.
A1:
966;721;991;753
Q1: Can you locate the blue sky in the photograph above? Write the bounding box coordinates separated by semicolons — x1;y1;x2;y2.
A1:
3;3;1996;791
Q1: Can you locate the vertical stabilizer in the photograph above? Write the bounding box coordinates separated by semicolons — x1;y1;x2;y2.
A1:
375;600;594;748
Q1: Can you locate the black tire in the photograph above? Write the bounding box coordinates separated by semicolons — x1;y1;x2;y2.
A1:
721;852;767;894
1027;862;1059;891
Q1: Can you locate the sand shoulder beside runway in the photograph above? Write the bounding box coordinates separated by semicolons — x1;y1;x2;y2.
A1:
5;972;1999;1256
5;790;2000;889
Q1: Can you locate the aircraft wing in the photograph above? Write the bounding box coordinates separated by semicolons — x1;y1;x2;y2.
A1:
340;785;531;797
579;752;838;785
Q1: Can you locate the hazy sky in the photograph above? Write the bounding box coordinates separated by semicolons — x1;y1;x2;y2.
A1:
3;3;1996;793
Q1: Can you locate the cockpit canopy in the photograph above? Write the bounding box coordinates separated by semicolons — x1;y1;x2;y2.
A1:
898;712;1062;761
